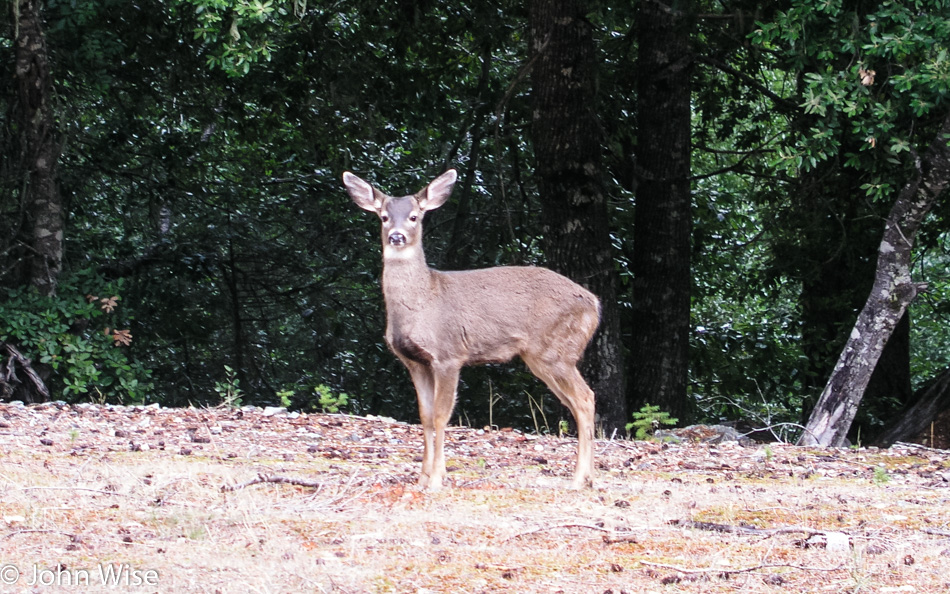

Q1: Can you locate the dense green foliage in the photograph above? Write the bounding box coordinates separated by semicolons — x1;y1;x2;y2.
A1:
2;0;949;441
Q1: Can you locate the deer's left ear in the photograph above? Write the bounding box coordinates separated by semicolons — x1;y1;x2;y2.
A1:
418;169;457;211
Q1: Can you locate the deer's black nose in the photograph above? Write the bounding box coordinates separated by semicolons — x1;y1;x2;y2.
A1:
389;232;406;246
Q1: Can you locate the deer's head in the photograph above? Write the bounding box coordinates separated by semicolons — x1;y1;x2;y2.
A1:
343;170;458;258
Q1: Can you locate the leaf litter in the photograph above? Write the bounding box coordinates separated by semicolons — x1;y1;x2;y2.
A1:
1;400;949;592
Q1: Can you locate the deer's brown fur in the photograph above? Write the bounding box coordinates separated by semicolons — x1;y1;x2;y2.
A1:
344;169;599;490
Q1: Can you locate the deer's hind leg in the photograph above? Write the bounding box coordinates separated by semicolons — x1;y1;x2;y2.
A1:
523;356;596;489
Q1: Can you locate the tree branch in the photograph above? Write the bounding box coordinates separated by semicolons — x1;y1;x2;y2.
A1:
696;55;799;112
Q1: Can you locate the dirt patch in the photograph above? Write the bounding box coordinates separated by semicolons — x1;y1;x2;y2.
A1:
1;401;949;592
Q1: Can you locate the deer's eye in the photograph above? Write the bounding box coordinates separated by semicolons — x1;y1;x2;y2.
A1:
409;215;418;222
381;214;389;223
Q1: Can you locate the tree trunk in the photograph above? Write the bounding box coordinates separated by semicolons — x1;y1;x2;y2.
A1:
787;164;912;433
14;0;64;296
629;0;693;422
873;367;950;448
529;0;627;433
863;311;913;438
799;113;950;446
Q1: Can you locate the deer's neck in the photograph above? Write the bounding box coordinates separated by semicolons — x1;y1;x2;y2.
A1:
381;246;434;313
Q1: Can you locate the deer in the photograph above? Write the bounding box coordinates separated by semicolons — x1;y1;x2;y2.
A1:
343;169;599;490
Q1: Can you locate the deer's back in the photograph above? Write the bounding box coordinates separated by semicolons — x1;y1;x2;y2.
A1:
386;265;599;367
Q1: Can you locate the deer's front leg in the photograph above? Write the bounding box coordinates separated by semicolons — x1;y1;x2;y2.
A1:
406;362;436;488
425;364;460;491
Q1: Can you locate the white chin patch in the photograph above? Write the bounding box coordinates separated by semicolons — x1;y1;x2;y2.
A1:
383;244;418;259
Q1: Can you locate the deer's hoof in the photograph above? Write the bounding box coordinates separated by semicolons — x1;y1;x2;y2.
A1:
425;475;445;492
570;475;594;490
417;473;445;492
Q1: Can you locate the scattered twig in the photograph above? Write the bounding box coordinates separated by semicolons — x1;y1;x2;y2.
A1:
921;527;950;538
602;533;639;545
18;486;130;497
474;562;524;574
321;470;369;509
455;477;495;489
221;473;323;492
505;523;613;542
3;528;75;540
603;440;646;452
893;441;948;454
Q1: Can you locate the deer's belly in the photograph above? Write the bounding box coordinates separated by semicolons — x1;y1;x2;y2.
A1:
387;326;521;367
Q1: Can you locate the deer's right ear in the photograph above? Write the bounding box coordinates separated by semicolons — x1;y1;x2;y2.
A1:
418;169;457;212
343;172;381;213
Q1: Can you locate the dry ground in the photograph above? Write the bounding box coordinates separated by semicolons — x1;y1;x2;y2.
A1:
1;401;949;593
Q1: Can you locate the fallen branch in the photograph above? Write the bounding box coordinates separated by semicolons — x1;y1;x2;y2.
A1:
671;519;825;538
0;342;50;402
671;519;764;534
507;519;822;544
221;473;323;492
641;560;847;575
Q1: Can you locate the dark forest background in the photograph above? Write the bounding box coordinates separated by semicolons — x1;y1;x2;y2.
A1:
3;0;949;446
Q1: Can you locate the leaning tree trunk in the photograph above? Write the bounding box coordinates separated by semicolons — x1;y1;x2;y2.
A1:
799;113;950;447
15;0;64;296
529;0;628;433
629;0;693;422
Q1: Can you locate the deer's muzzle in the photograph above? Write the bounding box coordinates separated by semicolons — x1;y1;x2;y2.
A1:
388;232;407;247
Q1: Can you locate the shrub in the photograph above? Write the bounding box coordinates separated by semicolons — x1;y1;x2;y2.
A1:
0;271;152;403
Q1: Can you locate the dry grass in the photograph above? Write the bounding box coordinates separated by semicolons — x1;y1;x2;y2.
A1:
1;401;949;592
